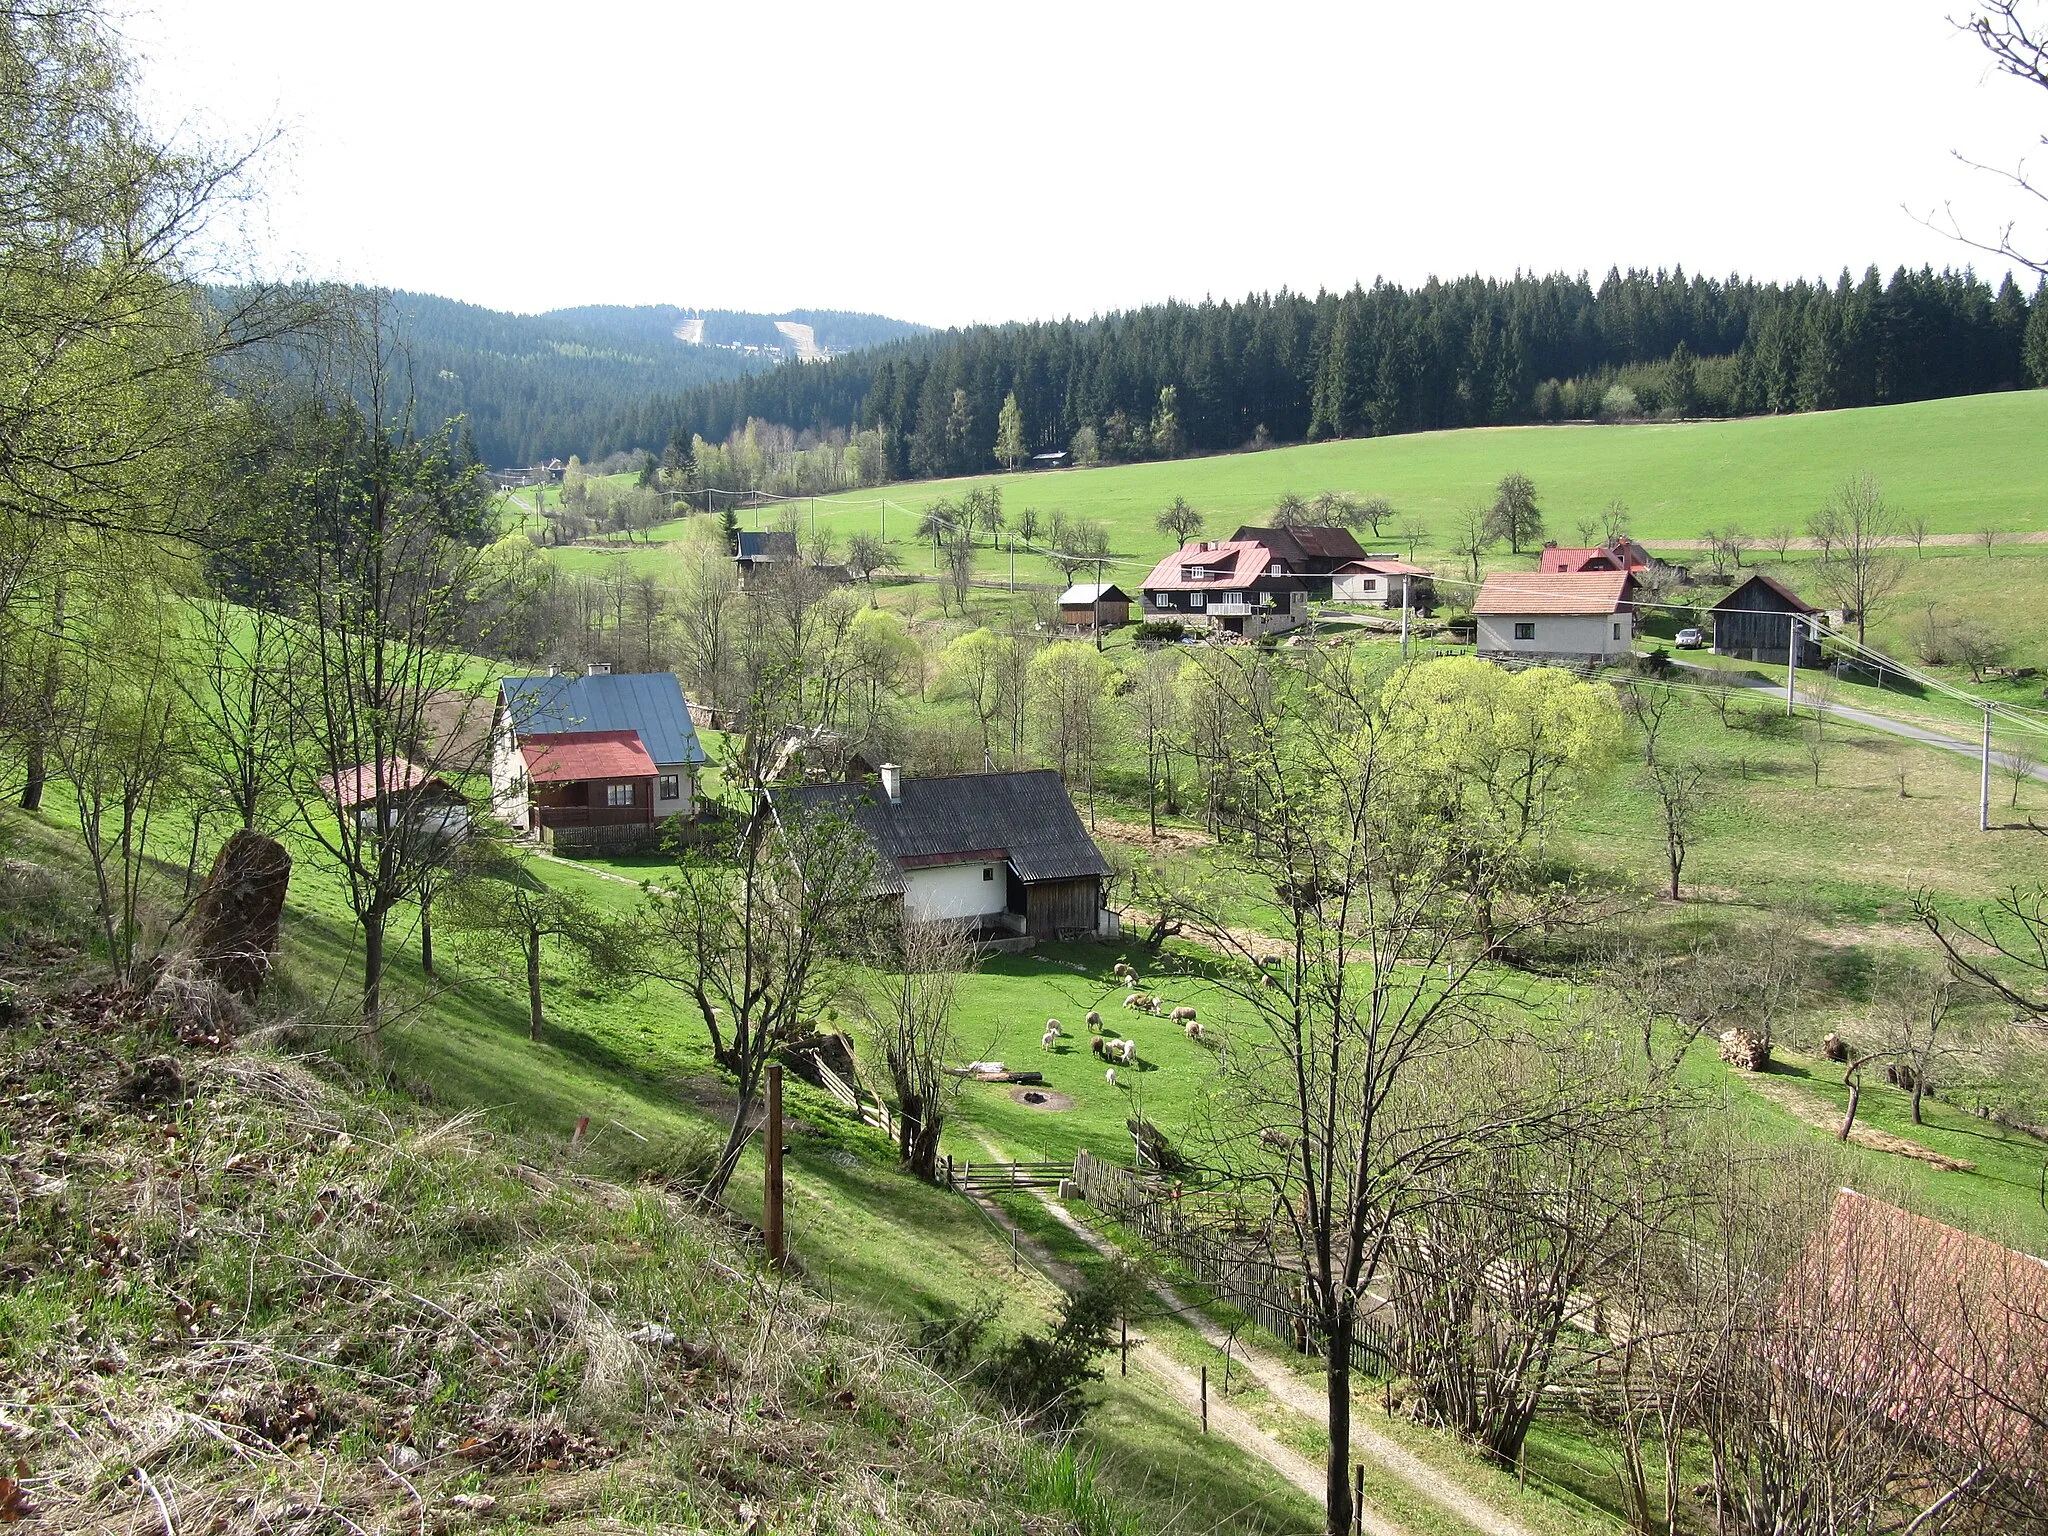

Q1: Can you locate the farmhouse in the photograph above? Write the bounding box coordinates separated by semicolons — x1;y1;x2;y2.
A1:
1231;524;1368;599
1473;571;1635;666
1711;572;1822;667
492;668;709;841
772;765;1115;942
1329;556;1432;608
1058;581;1131;632
319;758;468;839
1538;537;1659;575
1141;539;1309;638
732;529;799;588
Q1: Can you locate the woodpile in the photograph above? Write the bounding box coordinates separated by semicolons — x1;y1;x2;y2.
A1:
1718;1028;1771;1072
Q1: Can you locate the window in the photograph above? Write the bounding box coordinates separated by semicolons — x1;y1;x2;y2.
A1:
1612;622;1622;640
1514;622;1536;640
982;866;995;881
657;774;680;801
1361;579;1378;592
606;782;636;807
1189;592;1205;608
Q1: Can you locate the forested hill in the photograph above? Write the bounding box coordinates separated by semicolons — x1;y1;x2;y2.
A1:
629;267;2048;483
250;292;926;467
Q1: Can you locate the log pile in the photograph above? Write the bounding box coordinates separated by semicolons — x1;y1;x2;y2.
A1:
1718;1028;1771;1072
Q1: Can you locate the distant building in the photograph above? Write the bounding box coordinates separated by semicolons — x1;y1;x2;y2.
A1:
1029;450;1071;469
491;668;709;842
1329;557;1432;609
1710;572;1822;667
733;529;800;590
1058;582;1132;632
1230;524;1369;599
1538;538;1666;576
772;766;1115;942
318;758;469;840
1472;571;1635;666
1140;539;1309;638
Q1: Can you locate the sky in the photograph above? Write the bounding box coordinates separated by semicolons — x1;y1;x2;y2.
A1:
126;0;2044;329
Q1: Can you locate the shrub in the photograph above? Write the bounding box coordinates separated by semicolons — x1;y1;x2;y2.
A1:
1600;384;1640;419
1135;619;1184;645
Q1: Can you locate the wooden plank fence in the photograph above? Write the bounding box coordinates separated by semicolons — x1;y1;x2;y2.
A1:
1071;1150;1397;1372
946;1158;1073;1194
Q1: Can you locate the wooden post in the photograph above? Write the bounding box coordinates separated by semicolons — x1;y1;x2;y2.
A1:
1120;1316;1128;1377
1981;703;1994;833
1200;1365;1208;1433
764;1065;784;1270
1353;1464;1365;1535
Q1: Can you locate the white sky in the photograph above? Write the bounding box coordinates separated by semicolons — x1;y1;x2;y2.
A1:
126;0;2045;328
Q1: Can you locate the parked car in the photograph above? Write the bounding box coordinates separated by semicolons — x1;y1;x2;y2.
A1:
1674;627;1705;649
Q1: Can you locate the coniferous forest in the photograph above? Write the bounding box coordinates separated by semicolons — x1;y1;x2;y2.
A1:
623;266;2048;484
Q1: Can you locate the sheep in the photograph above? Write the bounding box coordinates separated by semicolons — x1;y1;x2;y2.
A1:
1090;1036;1107;1058
1044;1018;1062;1036
1170;1006;1198;1023
1041;1028;1059;1050
1116;1038;1138;1064
1112;960;1133;980
1260;973;1279;989
1123;992;1146;1010
1105;1066;1118;1087
1148;995;1165;1014
1184;1020;1204;1040
1084;1009;1102;1029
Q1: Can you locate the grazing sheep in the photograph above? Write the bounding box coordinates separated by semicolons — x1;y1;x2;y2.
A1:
1045;1018;1061;1035
1148;996;1165;1014
1085;1009;1102;1029
1041;1028;1059;1050
1184;1020;1204;1040
1091;1036;1107;1058
1123;992;1145;1010
1117;1039;1138;1064
1105;1067;1118;1087
1112;961;1132;979
1261;973;1279;989
1170;1006;1197;1023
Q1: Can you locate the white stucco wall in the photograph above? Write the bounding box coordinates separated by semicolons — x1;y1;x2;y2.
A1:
903;862;1007;923
1477;611;1631;658
489;709;528;829
653;764;696;819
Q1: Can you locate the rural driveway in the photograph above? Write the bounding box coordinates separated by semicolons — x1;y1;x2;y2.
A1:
1678;662;2048;785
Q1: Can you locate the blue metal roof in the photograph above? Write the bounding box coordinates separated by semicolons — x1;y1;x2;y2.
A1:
500;672;708;767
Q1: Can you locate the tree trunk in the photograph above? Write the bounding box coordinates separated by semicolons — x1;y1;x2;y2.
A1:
362;905;387;1038
20;580;62;813
18;735;46;812
526;929;543;1041
420;887;436;977
1911;1075;1925;1125
1324;1309;1353;1536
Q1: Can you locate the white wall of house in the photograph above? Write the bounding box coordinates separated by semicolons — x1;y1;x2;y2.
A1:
903;862;1007;923
653;764;697;818
489;710;529;830
1477;611;1632;658
1332;572;1415;607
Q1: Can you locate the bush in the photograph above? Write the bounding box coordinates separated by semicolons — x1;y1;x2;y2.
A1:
1135;619;1184;646
1600;384;1640;420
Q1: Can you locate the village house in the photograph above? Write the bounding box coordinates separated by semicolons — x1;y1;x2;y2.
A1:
1057;581;1132;633
1711;572;1823;667
319;758;469;840
1537;536;1660;575
1140;539;1309;638
1472;570;1635;666
491;668;709;845
1328;556;1432;608
732;528;799;589
772;765;1116;943
1230;524;1368;599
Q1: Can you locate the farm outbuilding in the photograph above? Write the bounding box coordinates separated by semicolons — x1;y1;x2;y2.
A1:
1058;582;1131;632
1329;557;1431;608
1711;573;1822;667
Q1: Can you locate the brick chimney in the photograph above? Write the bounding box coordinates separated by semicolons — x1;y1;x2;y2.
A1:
879;763;902;805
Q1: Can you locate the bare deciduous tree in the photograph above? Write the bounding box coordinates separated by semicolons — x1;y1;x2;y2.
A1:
862;917;973;1182
1644;758;1712;901
1808;474;1904;646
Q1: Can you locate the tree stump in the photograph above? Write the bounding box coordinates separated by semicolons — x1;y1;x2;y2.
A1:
183;830;292;1001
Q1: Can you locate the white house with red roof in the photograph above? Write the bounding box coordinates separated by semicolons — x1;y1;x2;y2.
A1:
490;668;710;840
1139;539;1310;638
1329;556;1432;608
1472;571;1635;665
1537;537;1660;576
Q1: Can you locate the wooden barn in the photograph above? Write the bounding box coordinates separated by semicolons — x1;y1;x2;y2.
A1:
771;766;1115;942
1058;581;1132;632
1711;573;1822;667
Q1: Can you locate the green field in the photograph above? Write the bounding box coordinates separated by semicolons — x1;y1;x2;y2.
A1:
732;391;2048;566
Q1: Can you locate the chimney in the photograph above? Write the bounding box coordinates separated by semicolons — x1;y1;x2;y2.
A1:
586;662;611;677
546;663;560;677
879;762;902;805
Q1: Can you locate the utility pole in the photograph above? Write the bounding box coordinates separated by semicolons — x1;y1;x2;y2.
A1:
1399;574;1411;659
764;1064;785;1269
1981;704;1994;834
1009;535;1015;594
1786;615;1801;717
1094;557;1104;652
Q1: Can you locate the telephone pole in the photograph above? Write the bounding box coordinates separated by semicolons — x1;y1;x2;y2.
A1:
1786;616;1801;717
1981;704;1994;834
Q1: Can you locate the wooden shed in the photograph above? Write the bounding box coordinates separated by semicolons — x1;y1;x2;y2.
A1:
1711;573;1822;667
1058;582;1132;632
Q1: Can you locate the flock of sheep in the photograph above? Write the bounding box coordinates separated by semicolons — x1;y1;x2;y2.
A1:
1034;957;1208;1091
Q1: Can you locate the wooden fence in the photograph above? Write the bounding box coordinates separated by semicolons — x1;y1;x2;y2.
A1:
945;1158;1073;1194
1071;1150;1397;1371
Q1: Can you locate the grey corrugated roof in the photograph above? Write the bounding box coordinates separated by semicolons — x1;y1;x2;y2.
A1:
735;530;798;562
773;770;1109;894
499;672;708;767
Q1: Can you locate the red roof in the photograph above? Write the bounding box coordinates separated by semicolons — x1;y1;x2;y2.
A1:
518;729;656;783
1142;539;1281;593
1540;539;1653;575
1472;571;1632;616
319;758;454;811
1334;557;1429;577
1777;1190;2048;1470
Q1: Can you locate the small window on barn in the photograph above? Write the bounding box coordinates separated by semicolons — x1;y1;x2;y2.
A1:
1362;579;1378;592
606;783;636;807
983;866;995;881
1514;622;1536;640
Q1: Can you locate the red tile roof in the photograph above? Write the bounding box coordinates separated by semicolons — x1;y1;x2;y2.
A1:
1472;571;1632;616
1778;1189;2048;1469
518;729;656;783
1539;546;1616;574
319;758;454;810
1142;539;1280;592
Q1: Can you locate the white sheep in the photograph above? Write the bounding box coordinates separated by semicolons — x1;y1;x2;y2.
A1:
1041;1028;1059;1050
1044;1018;1062;1037
1105;1066;1118;1087
1170;1006;1197;1023
1148;995;1165;1014
1123;992;1146;1010
1117;1038;1138;1064
1184;1020;1204;1040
